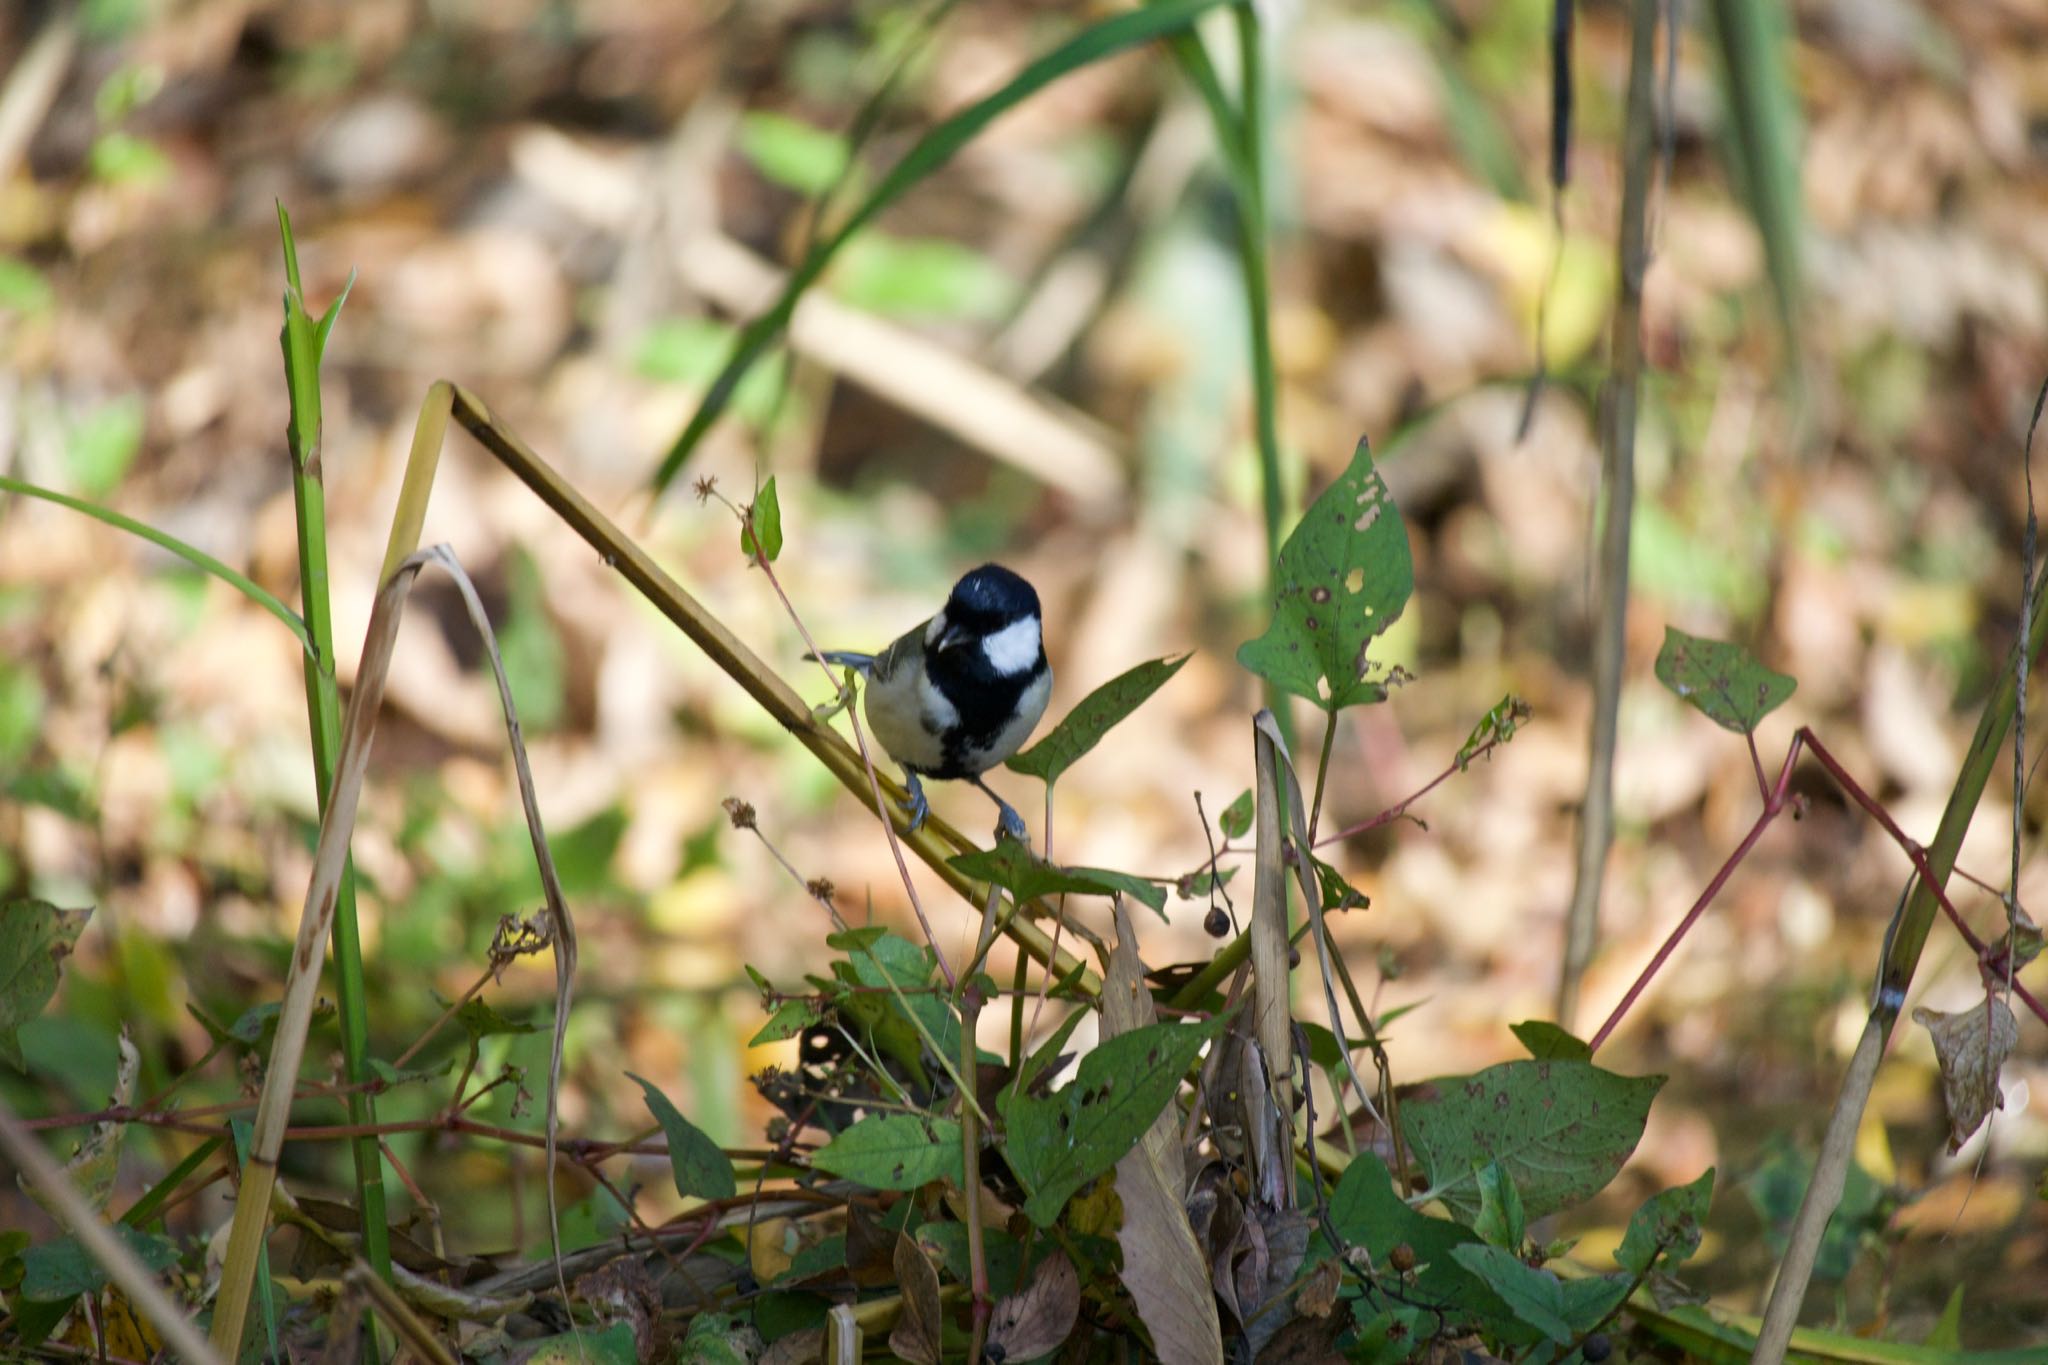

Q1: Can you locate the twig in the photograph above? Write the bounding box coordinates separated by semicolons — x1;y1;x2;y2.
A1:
1558;0;1657;1029
0;1090;225;1365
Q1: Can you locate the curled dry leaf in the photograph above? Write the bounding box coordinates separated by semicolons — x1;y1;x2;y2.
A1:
985;1250;1079;1362
1911;998;2019;1153
886;1234;943;1365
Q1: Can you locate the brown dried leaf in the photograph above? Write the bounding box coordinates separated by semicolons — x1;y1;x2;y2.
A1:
887;1233;943;1365
1106;899;1224;1364
985;1250;1080;1363
1912;998;2019;1153
1295;1258;1342;1319
1254;1312;1347;1364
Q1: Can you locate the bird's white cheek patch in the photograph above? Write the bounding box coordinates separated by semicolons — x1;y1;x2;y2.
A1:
981;616;1042;676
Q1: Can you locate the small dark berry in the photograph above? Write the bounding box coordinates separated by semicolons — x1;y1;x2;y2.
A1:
1287;945;1301;970
1388;1242;1416;1273
1582;1332;1612;1362
1204;906;1230;937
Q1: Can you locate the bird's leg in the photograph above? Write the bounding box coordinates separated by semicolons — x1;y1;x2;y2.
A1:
969;774;1028;843
899;771;931;833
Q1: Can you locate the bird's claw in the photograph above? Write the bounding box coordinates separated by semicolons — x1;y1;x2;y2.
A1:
899;773;930;833
993;800;1028;843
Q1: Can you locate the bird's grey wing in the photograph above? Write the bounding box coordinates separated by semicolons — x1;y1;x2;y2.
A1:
865;619;931;684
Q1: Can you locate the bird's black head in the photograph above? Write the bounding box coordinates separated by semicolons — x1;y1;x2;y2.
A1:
943;563;1040;633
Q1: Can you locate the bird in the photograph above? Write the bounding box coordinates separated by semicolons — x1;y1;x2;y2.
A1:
810;563;1051;840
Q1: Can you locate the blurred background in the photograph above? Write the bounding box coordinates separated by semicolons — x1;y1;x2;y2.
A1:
2;0;2045;1344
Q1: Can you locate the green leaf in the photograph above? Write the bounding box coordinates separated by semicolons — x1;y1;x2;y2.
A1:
652;0;1237;495
456;998;537;1043
750;999;821;1046
499;548;565;732
1318;1152;1526;1344
829;929;961;1087
554;1185;631;1255
1472;1161;1525;1251
1653;626;1796;735
1615;1168;1713;1277
950;841;1166;913
1457;694;1529;768
627;1072;736;1201
1401;1059;1663;1223
742;476;783;564
1217;789;1254;840
0;257;53;314
19;1225;177;1302
832;233;1014;321
1013;1006;1087;1096
1925;1285;1965;1351
0;901;92;1071
737;110;852;195
1001;1014;1226;1225
1705;0;1804;355
679;1312;760;1365
521;1321;640;1364
1447;1245;1629;1344
1007;654;1189;786
1238;437;1414;710
87;131;170;185
1508;1020;1592;1062
64;396;145;498
1309;853;1369;912
812;1114;964;1191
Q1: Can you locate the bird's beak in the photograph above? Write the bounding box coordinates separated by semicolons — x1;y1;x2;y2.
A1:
933;621;970;653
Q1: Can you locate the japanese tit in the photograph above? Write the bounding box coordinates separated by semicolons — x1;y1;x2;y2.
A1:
812;564;1051;839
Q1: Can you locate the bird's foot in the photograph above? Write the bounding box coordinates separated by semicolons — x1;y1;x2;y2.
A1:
992;799;1028;844
969;775;1029;845
899;772;930;833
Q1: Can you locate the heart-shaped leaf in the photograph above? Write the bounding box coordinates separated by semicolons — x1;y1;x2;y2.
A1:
1238;437;1413;710
1653;627;1795;734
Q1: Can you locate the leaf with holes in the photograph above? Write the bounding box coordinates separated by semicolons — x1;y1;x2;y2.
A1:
1654;627;1795;734
1008;653;1189;786
1238;437;1413;710
627;1073;736;1201
812;1114;964;1191
1615;1168;1713;1276
1001;1014;1227;1226
1218;789;1254;839
0;901;91;1072
1401;1059;1662;1223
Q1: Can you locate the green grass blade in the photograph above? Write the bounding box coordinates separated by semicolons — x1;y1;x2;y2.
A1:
0;477;310;653
651;0;1243;494
120;1134;225;1230
1706;0;1803;356
274;203;393;1281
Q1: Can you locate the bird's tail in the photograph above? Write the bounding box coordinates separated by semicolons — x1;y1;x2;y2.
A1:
808;650;877;676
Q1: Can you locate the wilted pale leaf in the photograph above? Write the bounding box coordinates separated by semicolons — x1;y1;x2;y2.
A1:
1912;999;2018;1153
1106;899;1223;1364
985;1250;1079;1362
887;1234;943;1365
